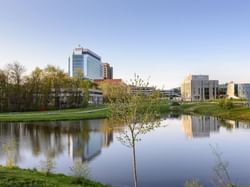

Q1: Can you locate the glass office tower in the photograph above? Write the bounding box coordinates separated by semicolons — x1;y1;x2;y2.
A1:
69;47;103;80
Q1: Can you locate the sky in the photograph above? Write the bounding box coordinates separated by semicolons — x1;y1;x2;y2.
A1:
0;0;250;88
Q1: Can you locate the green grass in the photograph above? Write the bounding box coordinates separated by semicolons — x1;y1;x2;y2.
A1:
0;103;170;122
0;105;108;122
0;166;109;187
2;101;249;122
172;102;250;122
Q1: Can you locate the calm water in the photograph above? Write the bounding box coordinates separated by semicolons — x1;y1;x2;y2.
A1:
0;115;250;187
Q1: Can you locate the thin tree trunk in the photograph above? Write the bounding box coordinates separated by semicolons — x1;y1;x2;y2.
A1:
132;141;138;187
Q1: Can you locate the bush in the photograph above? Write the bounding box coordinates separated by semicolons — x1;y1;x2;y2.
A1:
170;101;180;106
70;159;90;184
185;179;202;187
219;99;233;109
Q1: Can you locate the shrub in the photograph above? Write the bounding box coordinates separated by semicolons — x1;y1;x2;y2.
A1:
70;159;90;184
185;179;202;187
219;99;233;109
170;101;180;106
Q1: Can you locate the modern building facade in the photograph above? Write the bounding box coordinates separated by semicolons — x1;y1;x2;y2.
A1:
182;115;219;138
160;87;181;99
227;82;250;101
129;86;156;96
102;63;113;79
68;47;103;80
181;75;219;101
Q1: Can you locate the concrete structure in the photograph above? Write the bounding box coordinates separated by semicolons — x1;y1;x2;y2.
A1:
160;87;181;99
102;63;113;79
40;88;103;108
129;86;156;96
88;89;104;105
181;75;219;101
68;47;103;80
227;82;250;99
218;84;228;98
94;79;126;86
182;115;219;138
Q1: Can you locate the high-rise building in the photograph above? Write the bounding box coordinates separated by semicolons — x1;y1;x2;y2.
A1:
181;75;219;101
68;47;103;80
102;63;113;79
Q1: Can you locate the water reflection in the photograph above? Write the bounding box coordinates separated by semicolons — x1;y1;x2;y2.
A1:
0;116;250;186
0;119;114;164
182;115;250;139
182;115;219;138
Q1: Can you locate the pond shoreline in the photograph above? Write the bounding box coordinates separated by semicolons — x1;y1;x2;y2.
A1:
0;102;250;123
171;102;250;122
0;166;109;187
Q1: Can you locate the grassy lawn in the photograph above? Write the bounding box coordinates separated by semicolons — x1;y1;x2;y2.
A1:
1;101;249;122
172;102;250;122
0;105;108;122
0;103;171;122
0;166;109;187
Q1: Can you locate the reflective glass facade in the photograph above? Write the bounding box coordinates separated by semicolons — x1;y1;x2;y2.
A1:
70;48;103;80
238;84;250;100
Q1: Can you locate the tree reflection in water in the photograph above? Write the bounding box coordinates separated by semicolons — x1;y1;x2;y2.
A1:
0;120;114;167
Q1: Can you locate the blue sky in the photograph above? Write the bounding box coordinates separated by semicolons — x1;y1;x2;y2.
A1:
0;0;250;88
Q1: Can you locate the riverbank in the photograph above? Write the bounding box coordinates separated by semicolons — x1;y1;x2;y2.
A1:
0;103;170;122
1;102;250;122
171;102;250;122
0;105;108;122
0;166;108;187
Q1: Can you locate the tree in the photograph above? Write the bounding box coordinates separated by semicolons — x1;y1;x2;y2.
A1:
108;74;162;187
6;62;26;111
0;69;8;112
99;82;127;102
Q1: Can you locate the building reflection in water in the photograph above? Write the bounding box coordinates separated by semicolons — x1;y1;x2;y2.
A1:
182;115;250;139
221;120;250;129
68;119;113;162
182;115;219;138
0;119;114;165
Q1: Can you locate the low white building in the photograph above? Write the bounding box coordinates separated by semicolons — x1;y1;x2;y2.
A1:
181;75;219;101
227;82;250;104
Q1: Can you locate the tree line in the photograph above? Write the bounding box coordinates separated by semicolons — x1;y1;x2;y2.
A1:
0;62;92;112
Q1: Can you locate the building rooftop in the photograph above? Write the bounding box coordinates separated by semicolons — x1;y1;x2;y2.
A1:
73;47;101;60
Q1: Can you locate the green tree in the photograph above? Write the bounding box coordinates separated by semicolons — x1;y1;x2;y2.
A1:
99;82;127;103
108;74;162;187
0;69;8;112
6;62;26;111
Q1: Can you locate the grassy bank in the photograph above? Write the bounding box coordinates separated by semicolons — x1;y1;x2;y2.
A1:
171;102;250;122
0;103;170;122
0;166;108;187
1;101;249;122
0;105;108;122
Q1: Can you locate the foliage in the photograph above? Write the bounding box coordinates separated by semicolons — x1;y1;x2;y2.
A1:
210;144;238;187
70;159;91;184
185;179;202;187
219;99;233;109
0;166;108;187
2;139;17;168
40;150;56;176
108;74;162;187
174;102;250;122
170;101;180;106
0;62;93;112
108;74;162;147
98;81;127;102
